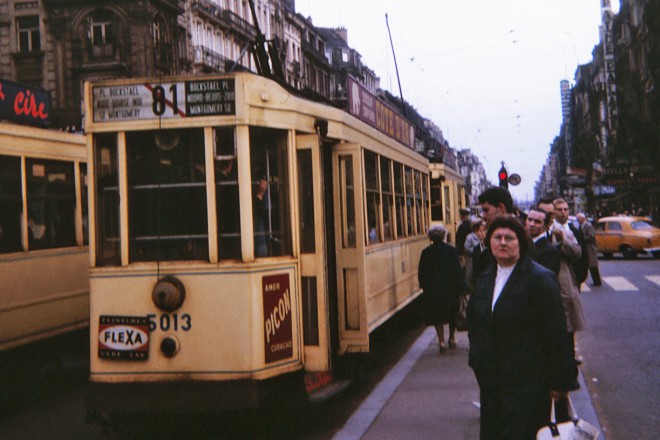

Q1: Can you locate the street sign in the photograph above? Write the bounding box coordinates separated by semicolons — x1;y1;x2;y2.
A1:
508;173;521;186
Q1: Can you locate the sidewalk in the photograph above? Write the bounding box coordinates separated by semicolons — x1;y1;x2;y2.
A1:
332;328;603;440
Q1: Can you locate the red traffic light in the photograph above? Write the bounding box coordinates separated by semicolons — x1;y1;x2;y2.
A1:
498;171;508;180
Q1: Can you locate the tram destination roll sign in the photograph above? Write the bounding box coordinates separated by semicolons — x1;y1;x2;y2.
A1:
92;78;235;122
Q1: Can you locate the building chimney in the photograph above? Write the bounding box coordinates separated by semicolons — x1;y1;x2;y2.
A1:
334;27;348;44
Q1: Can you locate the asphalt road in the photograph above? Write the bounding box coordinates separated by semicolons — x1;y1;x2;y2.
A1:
576;255;660;440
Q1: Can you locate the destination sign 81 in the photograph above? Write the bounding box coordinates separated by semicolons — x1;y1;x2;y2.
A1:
92;79;235;122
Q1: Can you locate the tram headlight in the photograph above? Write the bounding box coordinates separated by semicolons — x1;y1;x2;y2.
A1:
160;336;179;358
152;276;186;312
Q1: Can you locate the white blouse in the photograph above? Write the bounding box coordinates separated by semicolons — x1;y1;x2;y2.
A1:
492;263;516;310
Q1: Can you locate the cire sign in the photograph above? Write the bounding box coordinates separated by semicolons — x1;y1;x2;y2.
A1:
0;79;51;127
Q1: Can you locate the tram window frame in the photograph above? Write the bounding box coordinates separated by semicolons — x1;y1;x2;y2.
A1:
249;127;291;258
126;128;208;262
25;158;77;250
380;156;394;241
0;155;23;253
214;127;241;260
394;163;405;238
339;155;356;249
94;133;120;266
364;150;381;244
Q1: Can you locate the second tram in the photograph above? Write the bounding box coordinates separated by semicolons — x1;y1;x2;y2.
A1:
84;72;431;416
0;122;88;353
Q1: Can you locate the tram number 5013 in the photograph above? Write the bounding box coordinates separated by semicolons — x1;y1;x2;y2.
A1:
147;313;191;332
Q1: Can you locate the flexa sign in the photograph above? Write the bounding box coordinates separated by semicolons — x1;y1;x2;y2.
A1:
0;79;52;127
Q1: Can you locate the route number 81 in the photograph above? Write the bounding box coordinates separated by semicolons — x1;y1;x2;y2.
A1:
151;84;180;116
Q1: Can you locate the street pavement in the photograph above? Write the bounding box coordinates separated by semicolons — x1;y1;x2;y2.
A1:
332;328;603;440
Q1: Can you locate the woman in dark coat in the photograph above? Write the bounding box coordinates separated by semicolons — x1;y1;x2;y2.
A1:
467;216;576;439
418;224;465;352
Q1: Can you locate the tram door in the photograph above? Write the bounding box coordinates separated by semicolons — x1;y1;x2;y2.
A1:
332;144;369;353
296;134;332;372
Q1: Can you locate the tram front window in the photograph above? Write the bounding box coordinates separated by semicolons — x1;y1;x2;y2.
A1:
249;127;291;258
214;127;240;260
126;128;208;262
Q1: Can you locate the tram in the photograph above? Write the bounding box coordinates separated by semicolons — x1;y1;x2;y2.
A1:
0;122;88;353
84;72;430;416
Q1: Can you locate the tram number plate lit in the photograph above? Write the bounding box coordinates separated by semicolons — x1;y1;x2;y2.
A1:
98;316;150;361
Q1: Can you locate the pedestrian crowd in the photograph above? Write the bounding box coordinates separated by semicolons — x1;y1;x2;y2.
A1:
418;186;600;439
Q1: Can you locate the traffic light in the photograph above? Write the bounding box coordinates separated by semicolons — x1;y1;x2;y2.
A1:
498;165;509;189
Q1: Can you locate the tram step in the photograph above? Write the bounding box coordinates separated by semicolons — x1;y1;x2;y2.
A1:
308;379;352;404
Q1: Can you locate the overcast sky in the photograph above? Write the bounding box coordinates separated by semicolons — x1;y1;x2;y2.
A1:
296;0;620;202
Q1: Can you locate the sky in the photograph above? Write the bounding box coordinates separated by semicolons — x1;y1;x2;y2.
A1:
296;0;620;202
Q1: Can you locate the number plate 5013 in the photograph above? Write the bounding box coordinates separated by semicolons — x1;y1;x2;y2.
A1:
147;313;192;332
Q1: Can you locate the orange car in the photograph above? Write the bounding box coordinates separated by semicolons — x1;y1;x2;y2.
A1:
595;216;660;259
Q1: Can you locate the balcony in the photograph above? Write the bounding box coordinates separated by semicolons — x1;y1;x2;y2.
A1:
222;10;257;40
193;45;232;72
191;0;227;27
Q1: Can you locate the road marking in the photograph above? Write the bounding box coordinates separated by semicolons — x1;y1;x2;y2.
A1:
645;276;660;288
602;276;639;291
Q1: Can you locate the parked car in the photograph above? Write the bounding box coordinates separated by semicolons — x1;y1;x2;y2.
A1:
595;216;660;259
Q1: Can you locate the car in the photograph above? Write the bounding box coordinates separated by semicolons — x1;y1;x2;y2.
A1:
595;216;660;259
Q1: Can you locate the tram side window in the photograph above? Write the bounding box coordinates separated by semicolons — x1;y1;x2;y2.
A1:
430;177;443;222
80;163;89;245
339;155;356;248
380;157;394;241
414;170;424;235
127;129;208;262
249;127;291;258
394;163;405;238
405;167;415;236
0;155;22;253
94;134;120;266
421;173;430;233
364;150;381;244
297;149;316;253
26;159;76;250
214;127;240;260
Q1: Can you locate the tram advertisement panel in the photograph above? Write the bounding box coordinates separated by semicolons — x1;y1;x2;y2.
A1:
98;315;150;361
92;78;235;122
0;78;51;127
263;274;293;363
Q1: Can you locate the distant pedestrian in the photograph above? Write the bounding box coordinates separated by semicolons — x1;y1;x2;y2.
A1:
467;216;576;439
456;208;472;259
577;213;601;287
418;224;465;352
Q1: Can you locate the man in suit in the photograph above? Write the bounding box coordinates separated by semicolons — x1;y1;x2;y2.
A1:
577;213;601;287
478;187;514;227
526;207;560;275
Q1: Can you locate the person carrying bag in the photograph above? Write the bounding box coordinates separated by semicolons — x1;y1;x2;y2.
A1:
536;397;600;440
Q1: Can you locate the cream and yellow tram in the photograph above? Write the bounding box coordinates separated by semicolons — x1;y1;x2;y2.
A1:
84;72;430;415
0;122;88;353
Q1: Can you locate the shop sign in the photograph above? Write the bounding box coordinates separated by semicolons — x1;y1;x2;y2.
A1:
0;78;51;127
347;76;414;149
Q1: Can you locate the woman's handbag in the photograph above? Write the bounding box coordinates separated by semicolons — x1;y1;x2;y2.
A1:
536;397;600;440
454;293;469;331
